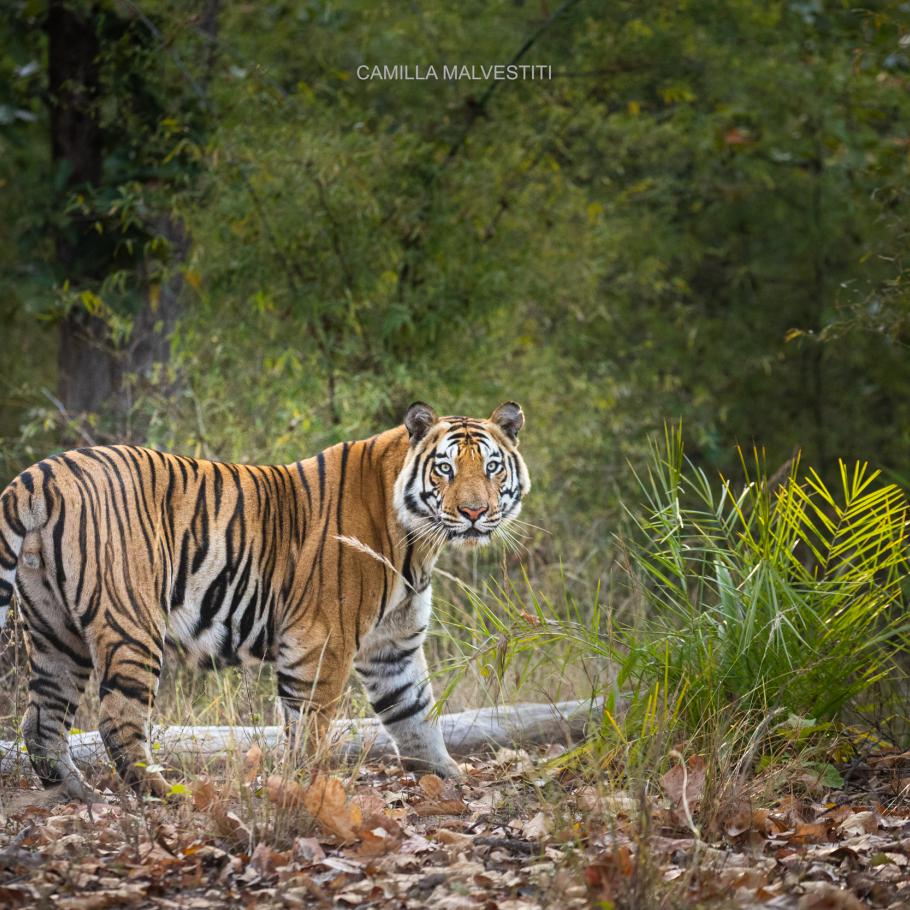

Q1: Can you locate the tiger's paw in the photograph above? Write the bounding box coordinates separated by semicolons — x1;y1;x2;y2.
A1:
402;754;463;781
62;777;109;805
436;757;464;781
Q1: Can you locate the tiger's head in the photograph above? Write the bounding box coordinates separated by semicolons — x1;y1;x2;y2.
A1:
393;401;531;548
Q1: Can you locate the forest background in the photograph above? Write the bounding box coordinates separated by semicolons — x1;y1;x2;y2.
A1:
3;0;908;513
2;5;910;907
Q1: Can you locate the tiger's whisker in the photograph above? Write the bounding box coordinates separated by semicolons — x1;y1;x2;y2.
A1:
508;518;550;535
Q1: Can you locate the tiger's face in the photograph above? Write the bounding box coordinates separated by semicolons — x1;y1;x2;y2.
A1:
393;401;531;548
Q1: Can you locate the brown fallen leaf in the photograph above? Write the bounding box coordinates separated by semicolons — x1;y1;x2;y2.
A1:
435;828;474;848
585;846;634;902
282;876;332;908
419;774;445;798
790;821;830;845
211;803;252;844
720;867;768;890
267;774;307;809
661;754;706;810
521;811;551;840
751;807;786;836
721;800;753;838
0;884;40;908
55;887;147;910
866;751;910;769
798;883;868;910
467;789;506;814
351;789;386;816
192;777;216;811
351;813;402;857
412;799;469;817
775;794;816;826
399;832;436;854
243;743;263;785
44;814;88;835
837;811;878;836
293;836;326;863
303;774;362;842
247;841;291;878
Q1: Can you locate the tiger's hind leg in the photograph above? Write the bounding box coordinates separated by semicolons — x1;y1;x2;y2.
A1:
17;558;100;802
276;632;349;765
91;620;169;798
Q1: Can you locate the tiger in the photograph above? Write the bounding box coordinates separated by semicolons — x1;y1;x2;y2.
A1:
0;401;530;800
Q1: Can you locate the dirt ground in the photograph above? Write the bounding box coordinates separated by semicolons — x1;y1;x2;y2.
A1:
0;740;909;910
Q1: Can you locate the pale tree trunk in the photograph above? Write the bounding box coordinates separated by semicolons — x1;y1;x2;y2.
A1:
0;700;602;777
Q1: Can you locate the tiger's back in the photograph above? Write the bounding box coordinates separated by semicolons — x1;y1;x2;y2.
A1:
7;438;402;658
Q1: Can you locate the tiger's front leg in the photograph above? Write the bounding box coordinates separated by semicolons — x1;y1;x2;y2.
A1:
354;586;460;779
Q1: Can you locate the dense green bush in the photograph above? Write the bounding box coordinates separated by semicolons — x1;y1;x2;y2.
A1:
438;429;909;752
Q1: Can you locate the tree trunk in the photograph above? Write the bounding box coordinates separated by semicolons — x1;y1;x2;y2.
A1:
57;312;122;419
0;700;602;778
47;4;219;439
47;0;102;188
47;1;121;421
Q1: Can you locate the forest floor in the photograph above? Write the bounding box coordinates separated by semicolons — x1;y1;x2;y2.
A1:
0;741;908;910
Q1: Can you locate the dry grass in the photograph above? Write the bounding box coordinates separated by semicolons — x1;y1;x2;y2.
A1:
1;452;909;907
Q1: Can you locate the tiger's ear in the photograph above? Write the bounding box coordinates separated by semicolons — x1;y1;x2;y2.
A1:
404;401;439;445
490;401;524;442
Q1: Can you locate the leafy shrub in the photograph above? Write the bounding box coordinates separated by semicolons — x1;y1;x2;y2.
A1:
438;428;909;752
626;426;909;726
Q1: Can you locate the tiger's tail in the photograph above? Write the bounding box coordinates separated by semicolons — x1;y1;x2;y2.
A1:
0;467;46;628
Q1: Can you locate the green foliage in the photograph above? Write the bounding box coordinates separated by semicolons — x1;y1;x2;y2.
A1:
0;1;209;315
5;1;910;506
626;428;908;724
436;430;909;755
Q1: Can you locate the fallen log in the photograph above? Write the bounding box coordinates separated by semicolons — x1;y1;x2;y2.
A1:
0;699;602;777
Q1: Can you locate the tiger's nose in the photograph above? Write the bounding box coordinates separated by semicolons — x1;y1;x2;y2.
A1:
459;504;488;523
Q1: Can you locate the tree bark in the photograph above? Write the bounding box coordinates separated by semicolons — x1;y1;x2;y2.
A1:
0;700;602;777
57;312;122;419
47;0;120;419
47;0;102;188
47;3;219;438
